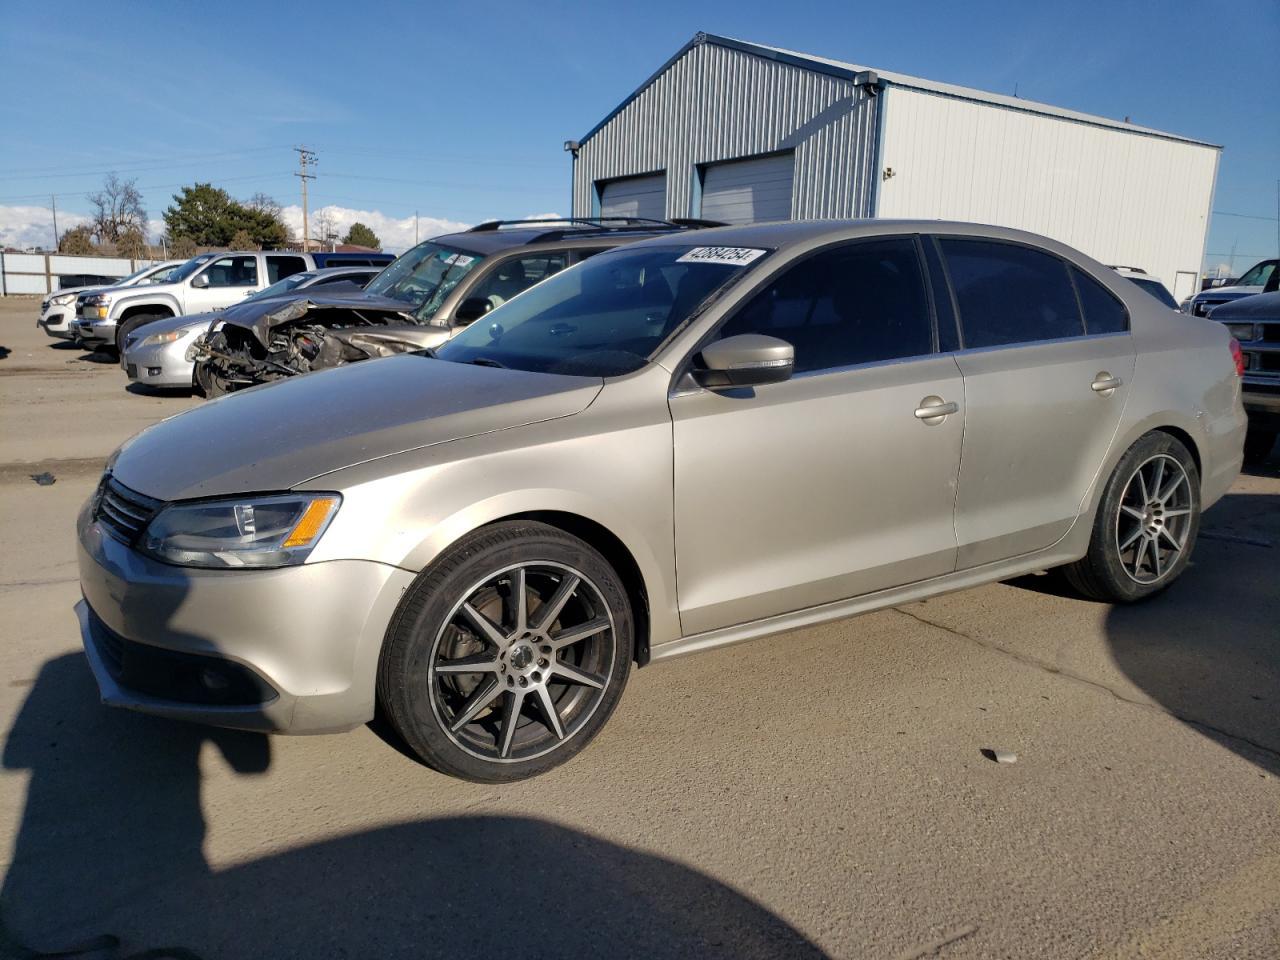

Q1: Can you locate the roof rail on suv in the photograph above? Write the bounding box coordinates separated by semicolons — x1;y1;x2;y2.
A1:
465;216;727;243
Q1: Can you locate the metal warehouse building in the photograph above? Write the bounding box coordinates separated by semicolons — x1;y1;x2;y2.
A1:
570;33;1219;301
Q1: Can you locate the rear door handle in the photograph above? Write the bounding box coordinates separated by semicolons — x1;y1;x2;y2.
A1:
1091;373;1122;395
914;396;959;423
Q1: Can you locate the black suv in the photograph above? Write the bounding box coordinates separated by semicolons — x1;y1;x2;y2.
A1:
194;217;721;394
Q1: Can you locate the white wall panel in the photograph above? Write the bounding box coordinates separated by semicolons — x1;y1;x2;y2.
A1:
876;88;1218;291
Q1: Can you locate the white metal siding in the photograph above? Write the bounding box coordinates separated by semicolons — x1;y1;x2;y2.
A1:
700;153;795;223
574;41;879;221
599;173;668;220
876;88;1218;293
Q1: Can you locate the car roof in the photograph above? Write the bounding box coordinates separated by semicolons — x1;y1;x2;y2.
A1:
305;266;379;279
431;218;719;257
620;218;1088;254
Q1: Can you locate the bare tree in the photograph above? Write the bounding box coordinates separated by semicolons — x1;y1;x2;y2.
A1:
88;173;147;244
117;226;147;259
246;192;282;219
311;208;338;250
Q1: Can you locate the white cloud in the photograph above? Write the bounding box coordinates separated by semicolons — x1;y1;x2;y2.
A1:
0;204;90;251
281;205;470;254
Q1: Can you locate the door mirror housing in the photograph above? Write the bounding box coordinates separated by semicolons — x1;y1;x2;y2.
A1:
692;334;795;389
190;273;210;289
453;296;492;325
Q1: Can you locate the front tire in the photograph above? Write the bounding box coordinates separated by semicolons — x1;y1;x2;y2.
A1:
377;521;633;782
1063;432;1200;603
115;311;169;355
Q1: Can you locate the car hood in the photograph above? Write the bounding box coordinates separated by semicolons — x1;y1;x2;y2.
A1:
221;292;415;347
109;355;602;501
142;311;222;337
45;284;99;302
1196;284;1261;301
1209;291;1280;320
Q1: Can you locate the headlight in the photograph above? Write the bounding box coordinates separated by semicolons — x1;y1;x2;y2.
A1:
141;329;186;346
50;293;76;306
140;493;341;568
83;293;111;307
1224;322;1256;342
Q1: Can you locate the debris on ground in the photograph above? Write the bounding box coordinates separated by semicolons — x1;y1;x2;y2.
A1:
980;748;1017;764
29;472;56;486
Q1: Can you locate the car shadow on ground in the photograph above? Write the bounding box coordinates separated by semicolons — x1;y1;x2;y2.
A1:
2;654;827;960
124;383;194;398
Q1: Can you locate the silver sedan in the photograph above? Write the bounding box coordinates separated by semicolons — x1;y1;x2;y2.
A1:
77;220;1245;782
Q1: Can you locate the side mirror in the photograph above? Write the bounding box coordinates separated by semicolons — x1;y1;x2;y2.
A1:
692;333;794;389
453;296;492;325
190;273;210;289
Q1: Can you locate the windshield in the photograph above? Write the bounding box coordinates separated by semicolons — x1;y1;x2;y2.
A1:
435;244;769;377
114;265;160;286
1129;277;1177;309
245;272;316;302
1237;260;1277;287
363;241;484;316
166;255;216;284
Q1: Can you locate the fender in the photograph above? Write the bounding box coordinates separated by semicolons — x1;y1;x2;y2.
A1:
107;289;184;321
396;487;680;648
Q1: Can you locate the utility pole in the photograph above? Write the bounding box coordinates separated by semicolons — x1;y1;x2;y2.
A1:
294;146;317;252
50;195;59;250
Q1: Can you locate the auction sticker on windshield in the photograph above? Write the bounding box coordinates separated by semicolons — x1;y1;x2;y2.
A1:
676;247;767;266
443;253;476;266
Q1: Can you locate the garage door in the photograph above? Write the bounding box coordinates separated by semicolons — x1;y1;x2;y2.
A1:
700;153;795;224
598;173;667;220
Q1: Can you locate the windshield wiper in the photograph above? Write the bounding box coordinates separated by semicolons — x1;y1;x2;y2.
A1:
465;357;507;369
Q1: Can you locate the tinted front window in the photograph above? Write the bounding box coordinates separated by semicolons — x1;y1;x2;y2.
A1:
716;238;933;374
1237;260;1277;287
1073;267;1131;331
203;256;258;288
940;239;1082;348
166;255;215;284
466;253;570;311
246;272;315;302
436;244;764;377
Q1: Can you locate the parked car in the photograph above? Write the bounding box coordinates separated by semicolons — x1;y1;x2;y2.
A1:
122;267;382;390
1110;266;1178;309
191;218;722;395
1182;258;1277;316
1207;286;1280;464
73;250;394;352
76;220;1245;782
37;260;183;340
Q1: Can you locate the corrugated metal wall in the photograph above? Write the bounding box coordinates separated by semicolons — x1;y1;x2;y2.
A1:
573;41;879;221
875;88;1218;292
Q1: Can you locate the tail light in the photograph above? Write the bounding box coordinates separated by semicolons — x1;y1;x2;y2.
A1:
1229;338;1245;377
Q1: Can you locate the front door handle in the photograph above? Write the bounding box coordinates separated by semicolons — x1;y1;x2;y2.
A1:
914;396;959;424
1091;372;1122;395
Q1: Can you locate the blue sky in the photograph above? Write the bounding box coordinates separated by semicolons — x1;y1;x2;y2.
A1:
1;0;1276;270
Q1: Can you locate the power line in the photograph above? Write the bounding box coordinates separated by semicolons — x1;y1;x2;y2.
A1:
0;145;293;182
1212;210;1279;222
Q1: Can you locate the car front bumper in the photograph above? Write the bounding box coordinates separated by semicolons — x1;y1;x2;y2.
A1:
123;335;200;388
74;315;116;344
76;501;415;733
38;309;76;338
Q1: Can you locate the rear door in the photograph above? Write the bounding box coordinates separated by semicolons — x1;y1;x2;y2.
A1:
935;236;1136;568
670;237;964;635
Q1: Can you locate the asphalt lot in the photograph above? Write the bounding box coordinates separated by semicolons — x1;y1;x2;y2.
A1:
0;296;1277;959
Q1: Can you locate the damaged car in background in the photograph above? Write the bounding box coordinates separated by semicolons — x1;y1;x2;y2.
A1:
188;217;719;395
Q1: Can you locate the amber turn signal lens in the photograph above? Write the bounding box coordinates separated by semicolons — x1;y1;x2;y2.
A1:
282;497;338;548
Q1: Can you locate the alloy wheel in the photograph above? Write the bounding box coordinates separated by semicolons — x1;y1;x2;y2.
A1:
1114;453;1193;584
427;562;615;763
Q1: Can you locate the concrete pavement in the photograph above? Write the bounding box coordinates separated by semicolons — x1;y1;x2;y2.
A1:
1;298;1276;959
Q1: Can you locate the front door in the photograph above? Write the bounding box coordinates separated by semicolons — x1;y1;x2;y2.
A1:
935;236;1137;568
670;237;964;636
184;254;262;313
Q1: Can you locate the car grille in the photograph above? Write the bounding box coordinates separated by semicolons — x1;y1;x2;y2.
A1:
94;476;164;545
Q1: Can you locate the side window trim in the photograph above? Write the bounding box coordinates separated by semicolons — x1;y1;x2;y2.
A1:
680;233;939;382
918;234;964;352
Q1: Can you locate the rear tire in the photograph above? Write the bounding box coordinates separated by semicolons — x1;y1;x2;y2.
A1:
1243;427;1277;466
377;521;633;782
1063;432;1200;603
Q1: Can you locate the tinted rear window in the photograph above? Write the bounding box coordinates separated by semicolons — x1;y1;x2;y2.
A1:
940;239;1083;348
1073;267;1130;332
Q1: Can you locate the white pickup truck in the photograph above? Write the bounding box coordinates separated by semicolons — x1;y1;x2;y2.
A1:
74;249;392;351
37;260;183;339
